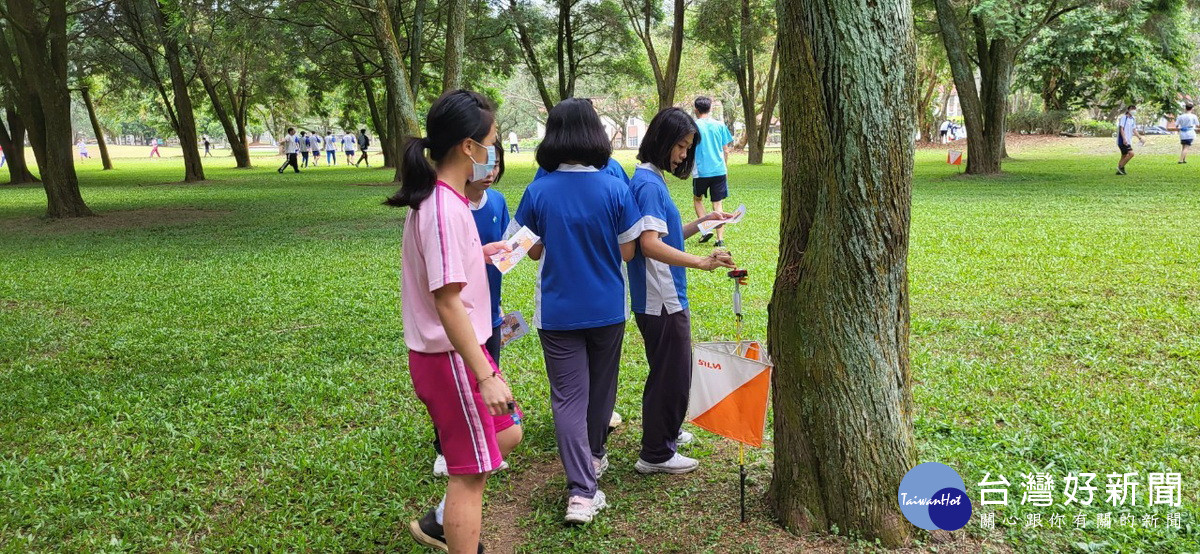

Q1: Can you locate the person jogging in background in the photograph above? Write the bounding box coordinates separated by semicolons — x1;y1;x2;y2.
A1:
77;138;89;161
149;138;161;158
1176;103;1197;164
1116;104;1145;175
509;130;519;153
203;135;212;157
278;127;301;173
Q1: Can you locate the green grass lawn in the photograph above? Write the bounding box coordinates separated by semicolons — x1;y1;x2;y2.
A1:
1;139;1198;553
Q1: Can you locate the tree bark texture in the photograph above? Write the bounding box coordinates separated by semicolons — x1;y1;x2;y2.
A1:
769;0;916;546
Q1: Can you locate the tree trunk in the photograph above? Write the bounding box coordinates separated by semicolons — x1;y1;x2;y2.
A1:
153;1;205;181
382;88;398;168
508;0;556;109
442;0;466;92
749;42;779;164
355;50;393;168
410;0;426;96
659;0;684;111
3;0;92;216
769;0;915;546
365;0;421;182
230;100;252;168
190;50;251;168
79;86;113;170
625;0;685;112
0;109;39;184
934;0;1011;175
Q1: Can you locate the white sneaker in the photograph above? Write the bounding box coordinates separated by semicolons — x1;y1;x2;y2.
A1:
592;455;609;478
434;455;508;477
635;453;700;475
677;430;694;446
433;454;448;477
609;411;623;428
564;490;608;524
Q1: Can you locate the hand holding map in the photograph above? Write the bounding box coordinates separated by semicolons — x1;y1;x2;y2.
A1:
698;203;746;236
489;226;540;274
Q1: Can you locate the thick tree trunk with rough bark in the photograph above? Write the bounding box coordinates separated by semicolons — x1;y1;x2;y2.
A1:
153;1;204;181
0;109;39;184
79;87;113;170
769;0;916;546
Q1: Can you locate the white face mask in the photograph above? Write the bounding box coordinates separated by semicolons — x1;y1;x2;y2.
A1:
470;140;497;182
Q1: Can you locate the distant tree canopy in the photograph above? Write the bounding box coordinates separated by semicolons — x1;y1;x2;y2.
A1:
2;0;1198;205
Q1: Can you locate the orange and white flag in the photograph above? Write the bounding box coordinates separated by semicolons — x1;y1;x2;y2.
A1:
947;150;963;165
687;341;772;447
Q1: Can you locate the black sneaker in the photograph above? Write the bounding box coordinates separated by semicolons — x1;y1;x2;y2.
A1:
408;509;485;552
698;232;714;244
714;240;725;248
409;509;447;551
1116;167;1126;175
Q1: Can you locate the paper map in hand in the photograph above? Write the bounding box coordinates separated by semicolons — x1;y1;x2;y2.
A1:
490;226;540;274
698;203;746;236
499;311;529;348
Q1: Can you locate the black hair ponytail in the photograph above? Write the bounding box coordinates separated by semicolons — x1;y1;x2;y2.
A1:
384;89;496;209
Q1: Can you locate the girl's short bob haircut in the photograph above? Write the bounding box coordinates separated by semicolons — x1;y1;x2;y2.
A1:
637;107;700;180
535;97;612;173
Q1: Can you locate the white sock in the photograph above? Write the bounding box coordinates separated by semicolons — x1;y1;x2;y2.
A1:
435;495;446;525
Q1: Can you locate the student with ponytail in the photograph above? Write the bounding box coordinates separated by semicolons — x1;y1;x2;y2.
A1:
387;89;522;554
513;97;645;524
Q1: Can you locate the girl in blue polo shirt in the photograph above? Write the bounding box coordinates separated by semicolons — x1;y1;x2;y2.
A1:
514;98;643;524
533;155;630;183
628;107;734;475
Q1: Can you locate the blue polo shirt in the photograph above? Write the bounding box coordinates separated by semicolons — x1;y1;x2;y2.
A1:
514;165;643;330
694;117;733;178
534;157;630;184
627;164;689;315
470;188;510;327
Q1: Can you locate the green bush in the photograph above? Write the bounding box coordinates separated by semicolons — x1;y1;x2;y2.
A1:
1074;119;1117;137
1010;108;1073;135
